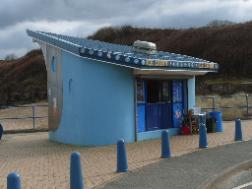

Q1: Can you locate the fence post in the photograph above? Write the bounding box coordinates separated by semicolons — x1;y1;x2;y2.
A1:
32;105;35;129
246;94;249;119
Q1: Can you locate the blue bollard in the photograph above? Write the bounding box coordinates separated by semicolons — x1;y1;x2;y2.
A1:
0;124;3;140
161;130;171;158
235;118;243;141
117;139;128;172
7;172;22;189
70;152;84;189
199;114;208;148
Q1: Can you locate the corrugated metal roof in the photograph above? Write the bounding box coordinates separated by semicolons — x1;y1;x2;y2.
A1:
27;30;218;72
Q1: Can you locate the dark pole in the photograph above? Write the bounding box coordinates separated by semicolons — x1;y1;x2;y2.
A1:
212;96;216;111
246;94;249;119
32;105;35;129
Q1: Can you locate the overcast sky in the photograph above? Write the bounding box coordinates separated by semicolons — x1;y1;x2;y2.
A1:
0;0;252;59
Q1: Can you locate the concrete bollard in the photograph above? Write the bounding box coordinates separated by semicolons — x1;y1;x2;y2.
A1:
117;139;128;172
0;123;3;140
199;114;208;148
70;152;84;189
235;118;243;141
161;130;171;158
7;172;22;189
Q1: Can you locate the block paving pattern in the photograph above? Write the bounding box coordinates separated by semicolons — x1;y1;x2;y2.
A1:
0;120;252;189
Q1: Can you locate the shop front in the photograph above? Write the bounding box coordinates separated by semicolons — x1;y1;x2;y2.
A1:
27;30;218;146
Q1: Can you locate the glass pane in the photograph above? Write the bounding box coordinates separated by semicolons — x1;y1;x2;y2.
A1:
172;80;183;102
137;80;145;102
146;80;159;103
162;81;171;102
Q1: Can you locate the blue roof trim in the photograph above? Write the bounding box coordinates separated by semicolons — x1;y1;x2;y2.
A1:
27;30;219;71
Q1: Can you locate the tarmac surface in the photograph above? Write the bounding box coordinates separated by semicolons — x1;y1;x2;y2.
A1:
0;120;252;189
216;168;252;189
100;141;252;189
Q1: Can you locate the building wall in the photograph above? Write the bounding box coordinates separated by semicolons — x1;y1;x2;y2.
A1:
49;50;135;146
187;76;196;109
41;45;63;131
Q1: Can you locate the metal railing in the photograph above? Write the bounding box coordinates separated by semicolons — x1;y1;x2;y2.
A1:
199;94;252;120
0;104;48;132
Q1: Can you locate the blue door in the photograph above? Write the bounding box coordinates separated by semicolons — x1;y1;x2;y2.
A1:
145;80;172;131
137;103;146;132
172;103;183;128
145;103;172;131
146;104;160;131
160;103;172;129
172;80;184;128
137;79;185;132
137;80;146;132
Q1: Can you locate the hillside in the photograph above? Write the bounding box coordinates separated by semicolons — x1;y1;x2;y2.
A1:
88;23;252;95
0;49;47;105
89;23;252;77
1;22;252;105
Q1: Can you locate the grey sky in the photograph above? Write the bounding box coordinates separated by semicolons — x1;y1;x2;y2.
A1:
0;0;252;59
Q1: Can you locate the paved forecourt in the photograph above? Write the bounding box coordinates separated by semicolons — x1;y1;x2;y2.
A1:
0;120;252;189
100;140;252;189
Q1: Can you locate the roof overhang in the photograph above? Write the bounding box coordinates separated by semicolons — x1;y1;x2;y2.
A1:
133;68;214;77
27;30;219;75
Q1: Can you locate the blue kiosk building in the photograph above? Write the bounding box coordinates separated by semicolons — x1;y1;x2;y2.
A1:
27;30;218;146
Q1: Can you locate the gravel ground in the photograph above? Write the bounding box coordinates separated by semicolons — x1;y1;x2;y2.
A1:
99;141;252;189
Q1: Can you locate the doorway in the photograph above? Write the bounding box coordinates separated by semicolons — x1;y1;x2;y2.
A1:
136;78;187;132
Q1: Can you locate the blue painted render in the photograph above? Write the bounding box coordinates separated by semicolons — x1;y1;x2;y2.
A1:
49;51;135;146
187;76;196;109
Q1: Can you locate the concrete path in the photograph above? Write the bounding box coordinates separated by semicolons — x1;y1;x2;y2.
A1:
0;120;252;189
100;141;252;189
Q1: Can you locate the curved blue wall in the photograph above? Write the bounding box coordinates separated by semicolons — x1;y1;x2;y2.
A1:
49;51;135;146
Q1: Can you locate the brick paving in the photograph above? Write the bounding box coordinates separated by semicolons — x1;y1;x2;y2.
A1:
0;120;251;189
